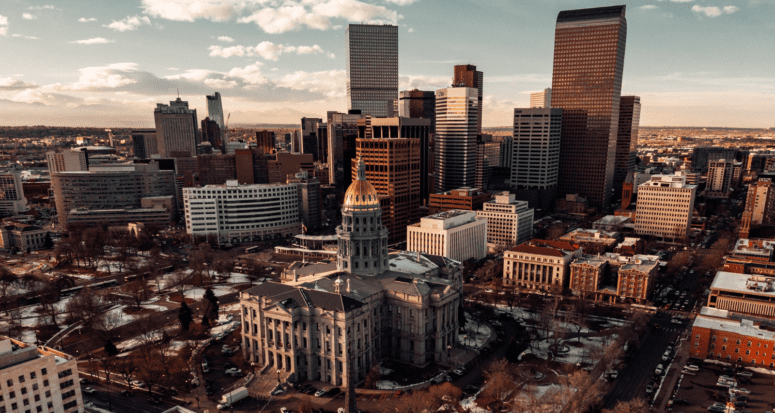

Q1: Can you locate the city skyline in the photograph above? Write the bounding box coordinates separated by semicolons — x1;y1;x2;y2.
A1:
1;0;774;128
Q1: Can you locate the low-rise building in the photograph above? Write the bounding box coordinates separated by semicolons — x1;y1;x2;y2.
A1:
592;215;631;232
428;188;491;214
690;307;775;368
0;338;84;413
559;228;621;255
569;253;658;303
0;224;48;252
407;210;487;262
613;237;646;256
730;239;775;262
555;194;590;215
503;240;582;292
707;272;775;318
475;192;534;252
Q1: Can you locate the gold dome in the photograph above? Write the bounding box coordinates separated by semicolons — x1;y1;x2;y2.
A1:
343;157;380;209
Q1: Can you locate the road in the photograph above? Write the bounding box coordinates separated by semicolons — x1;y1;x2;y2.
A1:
81;381;177;413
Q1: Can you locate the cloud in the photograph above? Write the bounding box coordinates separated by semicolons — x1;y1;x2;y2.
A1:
11;34;38;39
399;75;449;91
22;13;37;20
71;37;115;44
28;5;58;10
277;70;346;98
640;5;658;10
208;41;328;60
217;35;234;42
142;0;400;33
691;5;740;17
69;63;142;90
105;15;151;31
384;0;419;4
0;15;8;36
0;77;39;90
78;17;97;22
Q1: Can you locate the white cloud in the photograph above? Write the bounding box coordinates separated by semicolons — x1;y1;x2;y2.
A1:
0;77;39;90
217;35;234;42
71;37;115;45
78;17;97;22
640;5;658;10
22;13;37;20
105;15;151;31
0;14;8;27
691;5;740;17
142;0;400;33
0;28;6;37
28;5;58;10
208;41;328;60
384;0;418;4
277;70;346;98
399;75;449;91
69;63;141;90
11;34;38;39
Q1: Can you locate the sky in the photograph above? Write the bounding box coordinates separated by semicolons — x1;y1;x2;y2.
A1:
0;0;774;128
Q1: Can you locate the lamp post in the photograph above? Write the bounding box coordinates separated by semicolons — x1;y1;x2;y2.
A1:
447;345;452;364
276;369;281;385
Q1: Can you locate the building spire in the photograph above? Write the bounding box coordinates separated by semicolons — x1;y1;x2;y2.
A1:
356;156;366;181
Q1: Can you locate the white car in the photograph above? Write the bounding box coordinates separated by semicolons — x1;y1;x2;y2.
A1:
315;389;327;397
684;364;699;372
225;368;243;376
485;289;494;293
645;384;654;394
655;364;664;375
730;387;751;394
719;375;735;381
83;387;96;394
131;381;145;388
736;371;753;378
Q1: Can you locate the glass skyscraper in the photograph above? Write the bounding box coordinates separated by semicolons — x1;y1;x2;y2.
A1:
434;86;479;192
346;24;398;117
551;5;627;210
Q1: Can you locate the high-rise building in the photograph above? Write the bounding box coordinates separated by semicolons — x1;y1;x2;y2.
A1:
634;174;697;239
154;98;199;157
0;167;28;216
197;154;237;186
435;87;479;192
398;89;436;132
235;148;270;185
740;178;775;238
183;181;301;243
269;153;314;184
530;88;552;108
201;117;223;150
613;96;641;198
346;24;398;117
206;92;225;129
46;150;88;173
492;135;513;169
705;159;734;198
255;130;275;155
552;5;628;210
287;170;321;230
475;135;500;190
354;117;428;243
131;129;158;159
327;111;365;193
511;108;563;211
0;338;85;413
301;117;324;162
453;65;483;134
476;192;534;250
407;210;487;262
691;147;736;172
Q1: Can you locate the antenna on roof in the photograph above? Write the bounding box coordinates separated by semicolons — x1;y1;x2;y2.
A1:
177;88;180;98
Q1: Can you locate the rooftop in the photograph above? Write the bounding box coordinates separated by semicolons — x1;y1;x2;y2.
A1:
710;271;775;296
693;312;775;341
424;210;474;220
594;215;631;226
561;228;621;242
733;239;775;257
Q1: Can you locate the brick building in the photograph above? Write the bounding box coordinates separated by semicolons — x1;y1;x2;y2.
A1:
503;239;582;292
428;188;491;215
691;308;775;368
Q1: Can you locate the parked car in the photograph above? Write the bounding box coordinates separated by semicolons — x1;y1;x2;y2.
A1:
736;371;753;378
271;388;284;396
655;364;664;375
315;389;327;397
327;387;341;397
645;384;654;394
225;368;243;377
684;364;699;372
730;388;751;395
83;387;95;394
131;380;145;388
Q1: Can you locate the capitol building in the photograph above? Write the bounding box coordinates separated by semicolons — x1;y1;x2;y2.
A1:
239;158;463;385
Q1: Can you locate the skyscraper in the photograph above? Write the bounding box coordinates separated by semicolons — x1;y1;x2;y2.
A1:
201;117;223;150
154;98;199;157
327;110;365;194
511;108;563;211
255;130;275;154
552;5;627;210
346;24;398;117
530;88;552;108
435;87;479;193
613;96;641;198
301;117;324;162
453;65;483;134
206;92;225;129
740;178;775;238
398;89;436;132
131;129;158;159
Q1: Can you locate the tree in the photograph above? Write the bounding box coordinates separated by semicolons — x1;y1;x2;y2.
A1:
602;398;650;413
65;289;108;330
481;358;517;404
364;364;380;389
427;383;463;410
0;268;18;315
116;357;137;389
201;315;210;328
178;302;193;331
122;279;151;309
43;233;54;250
298;399;314;413
203;288;219;323
105;339;119;356
395;390;435;413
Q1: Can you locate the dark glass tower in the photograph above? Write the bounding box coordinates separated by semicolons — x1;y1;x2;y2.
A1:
552;5;627;210
613;96;641;198
346;24;398;117
453;65;483;134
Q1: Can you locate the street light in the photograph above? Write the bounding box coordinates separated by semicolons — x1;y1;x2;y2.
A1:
447;345;451;363
276;369;281;385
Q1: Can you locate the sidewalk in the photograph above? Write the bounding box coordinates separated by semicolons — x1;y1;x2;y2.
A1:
653;332;690;412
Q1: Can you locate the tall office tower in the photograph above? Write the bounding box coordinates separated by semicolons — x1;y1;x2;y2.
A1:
476;192;534;250
154;97;199;157
453;65;483;134
435;87;479;192
613;96;641;198
634;174;696;239
315;123;327;164
475;135;500;190
255;130;275;154
354;116;428;243
511;108;563;211
346;24;398;117
301;117;324;161
327;110;365;194
0;166;28;216
691;147;736;172
287;170;321;230
740;178;775;238
269;153;314;184
206;92;225;129
201;117;223;150
399;89;436;132
492;135;513;169
530;88;552;108
46;150;88;173
235;148;270;185
131;129;158;159
552;5;627;210
705;159;734;198
197;154;237;186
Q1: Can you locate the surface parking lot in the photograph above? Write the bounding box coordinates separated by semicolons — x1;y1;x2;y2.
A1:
668;361;775;412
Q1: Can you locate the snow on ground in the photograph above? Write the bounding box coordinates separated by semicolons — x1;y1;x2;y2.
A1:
101;305;138;328
379;366;394;375
459;313;492;349
117;328;165;351
220;303;241;312
140;304;168;312
21;330;36;344
184;285;236;299
210;321;239;339
227;273;249;283
525;334;618;366
66;274;95;280
376;381;401;390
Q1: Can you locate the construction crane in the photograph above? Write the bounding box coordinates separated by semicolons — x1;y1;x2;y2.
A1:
223;113;231;144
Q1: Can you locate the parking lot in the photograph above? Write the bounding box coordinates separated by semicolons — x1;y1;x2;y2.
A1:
667;361;775;412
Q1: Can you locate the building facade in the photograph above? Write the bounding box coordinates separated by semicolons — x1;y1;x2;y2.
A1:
206;92;225;130
613;96;641;198
346;24;398;117
705;159;734;198
287;171;321;231
452;65;483;134
234;148;270;185
475;135;500;191
634;174;697;239
183;181;301;244
269;153;314;184
0;224;47;252
511;108;563;211
256;130;276;155
740;178;775;238
327;111;365;193
690;308;775;368
0;168;28;217
529;88;551;109
0;338;84;413
707;272;775;318
407;210;487;262
131;129;158;159
552;5;628;210
428;187;491;215
503;239;582;292
154;98;199;158
476;192;534;250
46;151;88;174
560;228;620;255
434;87;479;192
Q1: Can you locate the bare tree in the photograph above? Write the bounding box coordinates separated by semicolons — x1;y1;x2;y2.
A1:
116;357;137;389
602;398;650;413
65;289;108;329
121;279;151;309
395;389;435;413
0;268;18;315
481;358;517;405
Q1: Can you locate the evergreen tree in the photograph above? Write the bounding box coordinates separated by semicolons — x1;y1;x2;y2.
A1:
178;302;193;331
203;288;219;323
43;233;54;249
201;315;210;328
104;339;118;356
458;304;466;330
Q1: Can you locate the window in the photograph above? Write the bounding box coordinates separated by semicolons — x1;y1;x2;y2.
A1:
21;388;27;395
45;391;50;398
43;380;48;388
29;372;35;380
18;375;25;383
